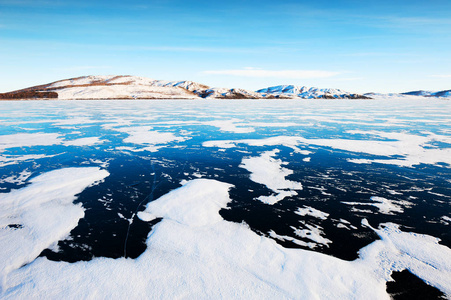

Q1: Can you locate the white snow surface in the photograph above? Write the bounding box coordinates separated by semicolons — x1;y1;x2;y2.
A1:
204;119;255;133
0;133;61;152
291;224;332;247
113;126;187;151
54;85;198;100
0;132;106;153
0;167;109;286
0;154;57;167
239;149;303;205
0;170;32;185
343;196;412;215
295;206;329;220
2;178;451;299
137;179;233;227
62;136;104;146
203;130;451;168
46;75;203;99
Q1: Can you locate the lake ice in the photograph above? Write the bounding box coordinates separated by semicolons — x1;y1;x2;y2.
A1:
0;99;450;299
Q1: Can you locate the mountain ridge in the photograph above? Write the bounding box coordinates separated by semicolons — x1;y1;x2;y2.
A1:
0;75;449;100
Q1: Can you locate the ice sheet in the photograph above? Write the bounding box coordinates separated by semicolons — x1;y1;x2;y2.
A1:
0;167;109;286
204;130;451;168
3;179;450;299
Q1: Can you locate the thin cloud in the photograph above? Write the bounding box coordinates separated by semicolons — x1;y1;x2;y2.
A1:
430;74;451;78
203;69;340;79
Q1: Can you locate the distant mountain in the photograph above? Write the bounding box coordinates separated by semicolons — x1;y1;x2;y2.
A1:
402;90;451;98
364;90;451;99
0;75;270;100
0;75;449;100
257;85;371;99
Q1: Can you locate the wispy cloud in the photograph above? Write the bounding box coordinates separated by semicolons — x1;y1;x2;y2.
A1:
430;74;451;79
203;68;340;79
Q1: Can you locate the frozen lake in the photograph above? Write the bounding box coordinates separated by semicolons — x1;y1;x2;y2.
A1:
1;99;450;299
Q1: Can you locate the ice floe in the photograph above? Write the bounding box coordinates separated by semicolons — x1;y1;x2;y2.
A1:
62;137;105;146
204;119;255;133
295;206;329;220
112;126;188;152
0;154;58;167
0;167;109;286
2;178;450;299
0;133;61;152
0;170;32;185
0;132;106;153
239;149;303;204
204;130;451;168
291;223;332;247
342;196;412;215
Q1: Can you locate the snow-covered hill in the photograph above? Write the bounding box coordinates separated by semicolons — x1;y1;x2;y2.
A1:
2;75;267;100
402;90;451;98
33;75;205;100
256;85;371;99
1;75;449;100
364;90;451;100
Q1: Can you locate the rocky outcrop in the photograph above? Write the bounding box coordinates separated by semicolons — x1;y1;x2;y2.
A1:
0;91;58;100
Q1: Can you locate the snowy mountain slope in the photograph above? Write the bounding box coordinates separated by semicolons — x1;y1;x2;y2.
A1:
1;75;449;100
1;75;266;100
200;87;265;99
363;93;426;100
256;85;371;99
42;75;201;99
402;90;451;98
365;90;451;100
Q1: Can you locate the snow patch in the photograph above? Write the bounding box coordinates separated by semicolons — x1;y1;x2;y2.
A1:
0;154;58;167
0;170;32;185
342;196;412;215
291;224;332;247
138;179;233;227
295;206;329;220
204;130;451;168
239;149;303;205
2;179;451;299
113;126;187;151
63;137;104;146
0;133;61;152
0;167;109;285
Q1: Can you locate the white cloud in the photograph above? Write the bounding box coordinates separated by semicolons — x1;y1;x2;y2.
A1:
430;74;451;78
203;69;340;79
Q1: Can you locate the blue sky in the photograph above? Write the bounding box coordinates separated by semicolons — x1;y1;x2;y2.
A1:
0;0;450;93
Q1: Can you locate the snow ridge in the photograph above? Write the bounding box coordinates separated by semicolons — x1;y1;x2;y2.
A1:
3;75;449;100
256;85;369;99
